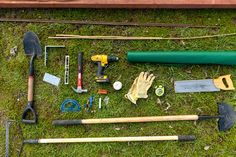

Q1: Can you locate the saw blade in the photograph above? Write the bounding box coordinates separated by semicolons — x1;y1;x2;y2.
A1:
174;79;220;93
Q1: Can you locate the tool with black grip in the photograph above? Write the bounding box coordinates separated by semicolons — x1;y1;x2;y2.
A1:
18;135;195;156
91;55;119;83
22;31;42;124
53;103;236;132
5;123;195;156
72;52;87;93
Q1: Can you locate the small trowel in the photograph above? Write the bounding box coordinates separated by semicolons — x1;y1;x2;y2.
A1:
175;75;235;93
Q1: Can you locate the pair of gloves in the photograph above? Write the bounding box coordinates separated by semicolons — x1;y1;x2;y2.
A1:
125;72;155;104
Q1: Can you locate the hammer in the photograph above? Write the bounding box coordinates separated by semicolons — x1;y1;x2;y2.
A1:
72;52;87;93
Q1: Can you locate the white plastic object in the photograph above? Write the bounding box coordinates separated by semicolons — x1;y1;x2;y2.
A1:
103;96;109;105
43;73;61;86
113;81;122;90
99;98;102;109
64;55;69;84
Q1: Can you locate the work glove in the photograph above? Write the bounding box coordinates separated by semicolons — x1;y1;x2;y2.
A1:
135;72;155;99
125;72;155;104
125;77;139;104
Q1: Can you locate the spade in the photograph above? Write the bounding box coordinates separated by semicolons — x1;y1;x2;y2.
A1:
22;31;42;124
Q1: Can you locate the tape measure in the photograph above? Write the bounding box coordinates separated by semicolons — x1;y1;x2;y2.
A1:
155;85;165;97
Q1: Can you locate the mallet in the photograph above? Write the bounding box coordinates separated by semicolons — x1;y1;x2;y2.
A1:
53;103;236;132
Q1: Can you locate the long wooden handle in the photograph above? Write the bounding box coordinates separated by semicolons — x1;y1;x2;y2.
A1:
53;115;199;125
27;76;34;101
35;135;195;144
49;33;236;40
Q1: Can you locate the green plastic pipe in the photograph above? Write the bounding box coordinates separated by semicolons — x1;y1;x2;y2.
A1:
127;51;236;65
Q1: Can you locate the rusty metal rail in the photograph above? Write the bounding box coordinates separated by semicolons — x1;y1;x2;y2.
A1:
0;18;219;28
0;0;235;8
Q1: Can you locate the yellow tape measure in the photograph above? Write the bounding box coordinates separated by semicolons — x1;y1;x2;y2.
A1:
155;85;165;97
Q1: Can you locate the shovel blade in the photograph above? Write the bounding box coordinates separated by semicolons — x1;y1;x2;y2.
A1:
23;31;42;56
218;103;236;131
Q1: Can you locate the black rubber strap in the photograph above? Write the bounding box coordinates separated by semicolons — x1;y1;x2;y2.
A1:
53;120;83;125
78;52;83;73
178;135;196;141
198;115;221;121
23;139;39;144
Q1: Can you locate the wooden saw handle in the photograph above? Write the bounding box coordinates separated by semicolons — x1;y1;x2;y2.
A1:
213;74;235;90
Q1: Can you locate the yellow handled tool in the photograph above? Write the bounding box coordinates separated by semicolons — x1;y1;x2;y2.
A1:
174;74;235;93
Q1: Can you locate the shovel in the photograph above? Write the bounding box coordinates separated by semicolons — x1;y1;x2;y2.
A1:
22;31;42;124
53;103;236;132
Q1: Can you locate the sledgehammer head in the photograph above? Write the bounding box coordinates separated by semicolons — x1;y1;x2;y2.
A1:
218;103;236;131
72;87;88;93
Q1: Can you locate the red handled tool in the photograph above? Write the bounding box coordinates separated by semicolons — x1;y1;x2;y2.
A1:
72;52;87;93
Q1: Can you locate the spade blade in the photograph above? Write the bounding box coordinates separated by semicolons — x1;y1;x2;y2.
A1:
23;31;42;56
218;103;236;131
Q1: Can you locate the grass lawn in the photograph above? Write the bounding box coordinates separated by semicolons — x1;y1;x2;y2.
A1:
0;9;236;157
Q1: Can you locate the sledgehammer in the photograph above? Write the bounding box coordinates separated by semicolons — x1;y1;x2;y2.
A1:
72;52;87;93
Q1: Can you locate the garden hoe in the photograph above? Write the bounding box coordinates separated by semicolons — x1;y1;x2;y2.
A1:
53;103;236;132
22;31;42;124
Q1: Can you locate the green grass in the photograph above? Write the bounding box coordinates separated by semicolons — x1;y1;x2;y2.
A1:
0;9;236;157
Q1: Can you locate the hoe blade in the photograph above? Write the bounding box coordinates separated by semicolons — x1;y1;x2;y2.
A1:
218;103;236;131
23;31;42;56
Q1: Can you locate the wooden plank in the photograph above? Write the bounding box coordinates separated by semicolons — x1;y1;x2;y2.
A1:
0;0;236;8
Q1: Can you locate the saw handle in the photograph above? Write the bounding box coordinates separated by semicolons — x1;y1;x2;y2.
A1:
213;74;235;90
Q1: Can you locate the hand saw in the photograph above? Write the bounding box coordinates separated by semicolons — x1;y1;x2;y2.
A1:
174;75;235;93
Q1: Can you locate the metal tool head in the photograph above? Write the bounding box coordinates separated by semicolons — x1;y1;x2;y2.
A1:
72;87;88;93
23;31;42;56
218;102;236;131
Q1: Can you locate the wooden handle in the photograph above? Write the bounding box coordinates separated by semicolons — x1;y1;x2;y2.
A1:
214;74;235;90
38;136;180;143
49;33;236;40
53;115;199;125
27;76;34;101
